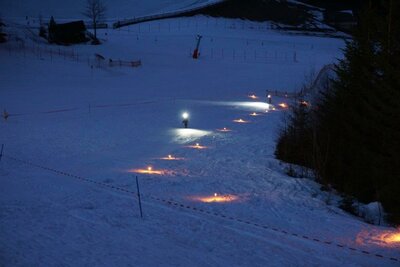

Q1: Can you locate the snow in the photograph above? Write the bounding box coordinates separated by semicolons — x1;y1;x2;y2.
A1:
357;202;385;226
1;13;400;267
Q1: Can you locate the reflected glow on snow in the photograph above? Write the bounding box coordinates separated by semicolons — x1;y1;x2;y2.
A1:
128;166;173;175
236;101;271;110
186;143;208;149
191;193;239;203
278;103;288;109
300;100;310;107
217;127;231;132
160;154;184;161
233;118;249;123
356;228;400;248
249;112;260;116
198;101;271;111
170;128;212;144
248;94;258;99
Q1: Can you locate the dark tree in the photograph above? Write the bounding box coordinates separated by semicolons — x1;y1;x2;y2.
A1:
83;0;106;43
47;16;56;43
0;16;6;43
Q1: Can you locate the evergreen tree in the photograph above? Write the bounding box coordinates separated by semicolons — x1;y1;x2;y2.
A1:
48;16;56;43
276;0;400;223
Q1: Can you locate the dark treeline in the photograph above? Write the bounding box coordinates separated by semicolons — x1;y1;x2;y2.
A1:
300;0;361;10
193;0;312;26
275;0;400;224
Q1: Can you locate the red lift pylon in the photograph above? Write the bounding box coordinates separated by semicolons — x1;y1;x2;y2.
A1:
192;35;203;59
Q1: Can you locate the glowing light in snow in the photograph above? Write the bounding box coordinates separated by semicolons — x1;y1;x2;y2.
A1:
385;232;400;243
192;193;239;203
278;103;288;109
356;228;400;247
160;154;184;160
129;166;166;175
217;127;231;132
300;100;310;107
233;119;248;123
248;94;258;99
186;143;207;149
250;112;259;116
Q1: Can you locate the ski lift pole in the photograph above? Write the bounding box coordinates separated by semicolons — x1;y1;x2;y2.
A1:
192;34;203;59
135;176;143;218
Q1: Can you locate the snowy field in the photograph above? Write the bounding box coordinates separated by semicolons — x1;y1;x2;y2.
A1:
1;14;400;266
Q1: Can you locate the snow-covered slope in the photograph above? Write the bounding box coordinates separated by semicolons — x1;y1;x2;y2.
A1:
1;14;399;267
0;0;221;21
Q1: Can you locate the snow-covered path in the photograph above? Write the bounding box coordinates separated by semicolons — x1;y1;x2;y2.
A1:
1;16;399;266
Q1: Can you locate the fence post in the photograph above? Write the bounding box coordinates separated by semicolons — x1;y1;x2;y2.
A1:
0;144;4;162
136;176;143;218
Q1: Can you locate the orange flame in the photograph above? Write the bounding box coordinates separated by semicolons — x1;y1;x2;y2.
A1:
248;94;258;99
278;103;288;109
385;232;400;243
300;100;309;107
186;143;208;149
356;228;400;248
192;193;239;203
233;119;249;123
217;127;231;132
129;166;166;175
160;155;184;160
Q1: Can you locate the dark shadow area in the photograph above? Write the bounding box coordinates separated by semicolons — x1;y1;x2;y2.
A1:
187;0;313;26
